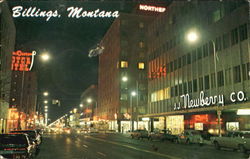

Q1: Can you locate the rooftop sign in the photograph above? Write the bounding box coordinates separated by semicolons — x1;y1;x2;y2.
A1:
139;4;166;13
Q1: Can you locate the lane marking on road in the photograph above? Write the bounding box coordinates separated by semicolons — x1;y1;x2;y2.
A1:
86;136;181;159
97;151;106;157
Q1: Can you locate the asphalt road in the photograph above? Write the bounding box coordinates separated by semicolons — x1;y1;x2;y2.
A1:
36;133;249;159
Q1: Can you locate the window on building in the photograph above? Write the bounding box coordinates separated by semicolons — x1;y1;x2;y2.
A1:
233;65;241;83
209;41;214;55
139;22;144;28
171;87;174;97
217;70;224;87
225;68;232;85
188;81;192;93
164;87;170;99
215;36;222;51
174;85;178;96
197;47;202;59
121;61;128;68
183;82;187;94
239;23;248;41
223;33;230;49
231;28;238;45
178;57;182;69
179;84;183;95
139;42;145;48
199;77;204;91
174;59;178;71
182;55;187;66
187;53;191;64
203;43;209;57
204;75;210;90
138;62;145;70
211;73;216;88
212;9;221;22
120;93;128;100
242;64;248;81
170;61;173;72
192;50;197;62
193;79;197;92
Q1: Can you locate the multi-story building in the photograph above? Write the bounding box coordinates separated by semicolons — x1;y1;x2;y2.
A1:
143;1;249;135
98;13;155;132
0;1;16;133
79;84;98;128
9;71;38;130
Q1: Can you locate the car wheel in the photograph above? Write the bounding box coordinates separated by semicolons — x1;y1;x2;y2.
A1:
214;141;220;150
238;144;246;153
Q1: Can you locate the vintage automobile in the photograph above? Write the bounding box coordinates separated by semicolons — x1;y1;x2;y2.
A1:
10;130;42;150
177;130;204;145
210;131;250;153
131;129;150;140
149;129;178;142
0;133;36;159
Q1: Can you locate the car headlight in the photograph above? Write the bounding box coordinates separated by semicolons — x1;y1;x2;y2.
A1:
0;155;6;159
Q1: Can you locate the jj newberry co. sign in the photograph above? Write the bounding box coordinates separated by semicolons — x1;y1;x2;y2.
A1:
174;91;248;110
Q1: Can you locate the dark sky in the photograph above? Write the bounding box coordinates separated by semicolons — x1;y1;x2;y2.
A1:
7;0;136;122
7;0;169;122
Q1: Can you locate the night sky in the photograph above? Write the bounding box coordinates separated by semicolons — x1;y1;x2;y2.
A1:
7;0;168;122
7;0;137;122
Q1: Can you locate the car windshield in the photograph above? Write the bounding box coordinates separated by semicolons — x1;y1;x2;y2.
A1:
0;135;27;145
11;131;36;140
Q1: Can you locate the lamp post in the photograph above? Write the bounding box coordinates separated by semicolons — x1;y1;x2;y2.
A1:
87;98;97;120
186;30;221;136
130;91;137;132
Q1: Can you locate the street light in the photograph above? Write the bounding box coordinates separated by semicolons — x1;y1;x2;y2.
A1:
43;92;49;96
80;104;83;108
186;30;221;136
41;53;50;61
44;100;48;104
87;98;92;103
130;91;137;132
122;76;128;82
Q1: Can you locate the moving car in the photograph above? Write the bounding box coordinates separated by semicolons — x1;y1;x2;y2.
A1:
149;129;178;142
0;133;36;159
177;130;203;145
211;131;250;153
131;129;150;140
10;130;42;150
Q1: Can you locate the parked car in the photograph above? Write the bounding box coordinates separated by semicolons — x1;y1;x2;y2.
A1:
210;131;250;153
0;133;36;159
10;130;41;150
177;130;203;145
131;129;150;140
149;129;178;142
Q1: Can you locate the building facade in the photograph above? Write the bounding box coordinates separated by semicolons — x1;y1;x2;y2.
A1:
0;1;16;133
98;13;154;132
144;1;250;135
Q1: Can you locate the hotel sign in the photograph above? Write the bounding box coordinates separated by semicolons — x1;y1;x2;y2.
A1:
11;50;36;71
139;4;166;13
174;91;247;110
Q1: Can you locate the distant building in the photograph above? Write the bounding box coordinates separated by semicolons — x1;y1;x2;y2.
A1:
0;1;16;133
143;1;249;135
79;84;97;128
98;13;154;132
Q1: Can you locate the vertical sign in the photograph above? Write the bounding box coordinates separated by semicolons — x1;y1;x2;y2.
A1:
11;50;36;71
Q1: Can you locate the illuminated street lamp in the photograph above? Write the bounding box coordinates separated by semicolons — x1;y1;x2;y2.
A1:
186;30;199;43
43;92;49;96
80;104;83;108
44;100;48;104
87;98;92;103
44;106;48;109
41;53;50;61
122;76;128;82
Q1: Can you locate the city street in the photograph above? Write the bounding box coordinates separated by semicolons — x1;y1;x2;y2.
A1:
36;133;248;159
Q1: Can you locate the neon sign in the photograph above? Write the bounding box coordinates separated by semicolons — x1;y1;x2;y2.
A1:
174;91;247;111
139;4;166;13
148;66;166;80
11;50;36;71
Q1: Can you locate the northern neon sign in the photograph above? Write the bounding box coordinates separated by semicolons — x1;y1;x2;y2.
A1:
11;50;36;71
139;4;166;13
